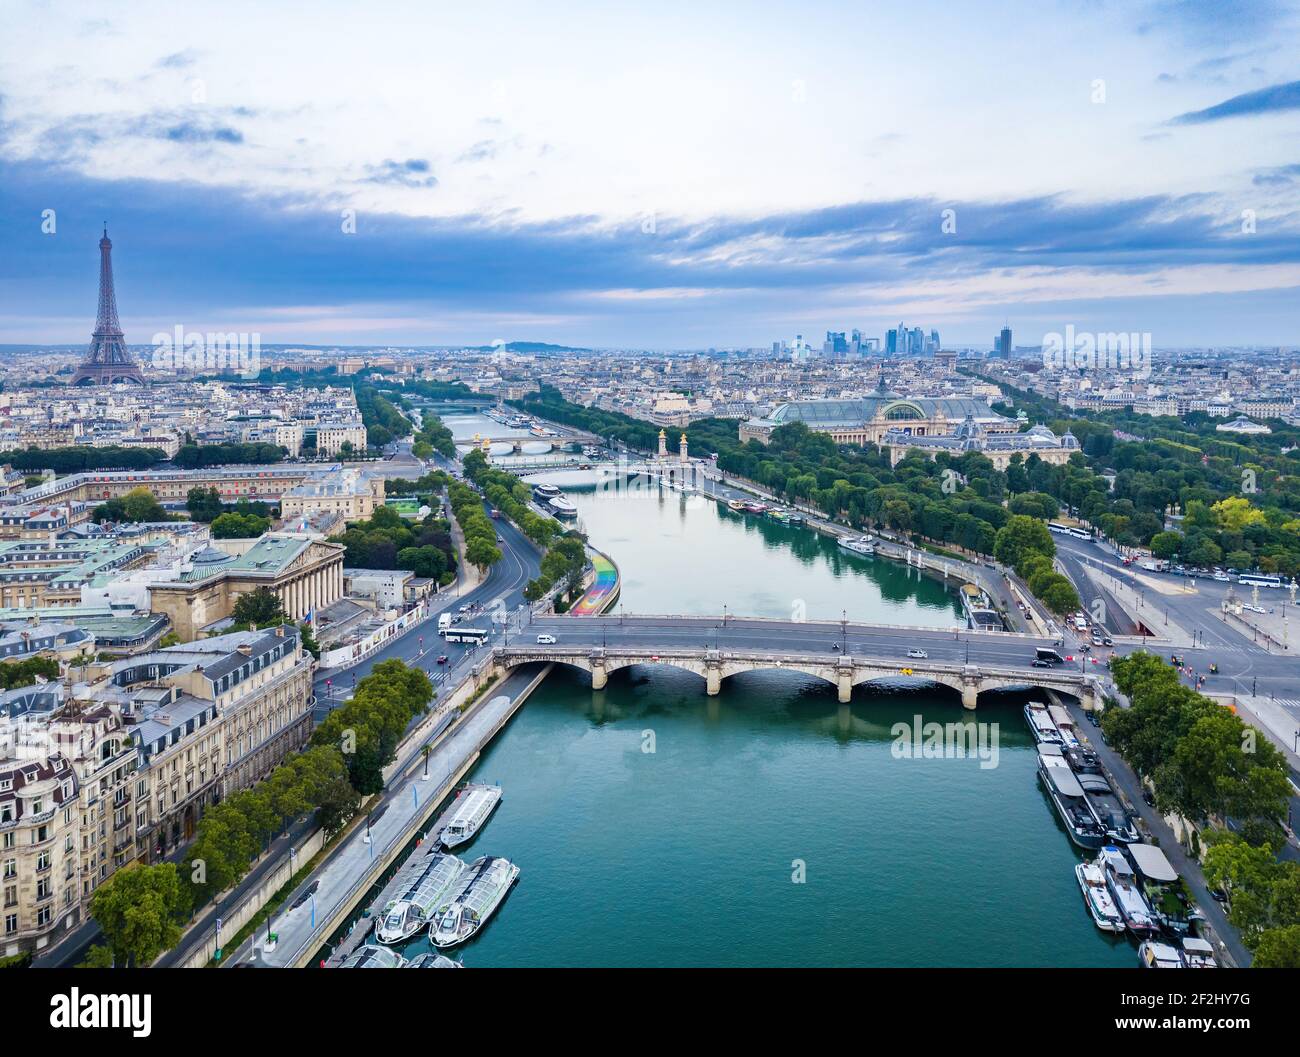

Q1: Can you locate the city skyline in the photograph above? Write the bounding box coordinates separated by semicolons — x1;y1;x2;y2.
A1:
1;1;1299;347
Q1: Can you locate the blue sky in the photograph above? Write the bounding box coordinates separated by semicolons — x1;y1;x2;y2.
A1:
1;0;1298;348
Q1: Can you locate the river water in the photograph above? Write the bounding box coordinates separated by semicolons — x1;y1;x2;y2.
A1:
380;476;1136;967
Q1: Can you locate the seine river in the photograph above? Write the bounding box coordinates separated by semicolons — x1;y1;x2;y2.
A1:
388;477;1134;967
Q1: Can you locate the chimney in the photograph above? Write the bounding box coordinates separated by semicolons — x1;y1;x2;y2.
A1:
275;624;285;637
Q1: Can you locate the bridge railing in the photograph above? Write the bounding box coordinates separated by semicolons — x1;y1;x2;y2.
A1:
491;644;1094;685
531;612;1055;642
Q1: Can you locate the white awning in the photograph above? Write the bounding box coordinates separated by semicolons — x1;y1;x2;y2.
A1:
1127;843;1178;883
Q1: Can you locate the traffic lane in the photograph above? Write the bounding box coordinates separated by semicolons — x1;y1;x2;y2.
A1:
523;615;1300;692
524;619;1075;667
311;515;541;701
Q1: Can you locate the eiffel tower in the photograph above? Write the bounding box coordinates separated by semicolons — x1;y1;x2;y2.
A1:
71;226;146;385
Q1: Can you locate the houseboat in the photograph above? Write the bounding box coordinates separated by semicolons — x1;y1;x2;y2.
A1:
1037;743;1106;849
1099;845;1159;936
1074;861;1125;933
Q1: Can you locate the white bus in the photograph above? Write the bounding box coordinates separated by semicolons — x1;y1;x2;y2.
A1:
1238;573;1283;589
1048;522;1070;534
442;626;489;644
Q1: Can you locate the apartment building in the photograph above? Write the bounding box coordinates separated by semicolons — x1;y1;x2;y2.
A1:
0;625;314;956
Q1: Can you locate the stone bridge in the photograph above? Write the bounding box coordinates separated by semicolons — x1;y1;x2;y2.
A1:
490;644;1101;710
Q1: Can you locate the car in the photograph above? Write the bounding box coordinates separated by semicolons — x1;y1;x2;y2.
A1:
458;604;470;613
1213;572;1231;582
436;655;449;665
496;535;504;543
906;648;927;659
1102;636;1113;647
1078;643;1091;652
536;634;557;644
1031;658;1052;668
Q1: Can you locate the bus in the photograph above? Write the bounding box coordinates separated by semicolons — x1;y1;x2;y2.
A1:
1047;522;1070;534
1238;573;1283;589
442;626;489;644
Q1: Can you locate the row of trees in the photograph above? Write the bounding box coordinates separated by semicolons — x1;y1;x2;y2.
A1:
992;514;1082;616
412;413;457;460
460;448;563;549
83;656;434;966
356;384;413;449
173;441;285;468
1103;652;1297;965
0;445;165;473
312;659;435;794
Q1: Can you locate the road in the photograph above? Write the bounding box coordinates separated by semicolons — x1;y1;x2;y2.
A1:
312;471;543;721
513;612;1300;701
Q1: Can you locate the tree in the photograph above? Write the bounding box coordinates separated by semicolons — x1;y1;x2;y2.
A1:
298;622;320;658
211;511;272;538
87;863;188;967
465;536;502;570
78;944;116;968
1253;925;1300;968
1149;531;1183;560
231;587;285;627
186;486;224;522
994;515;1054;569
1038;576;1081;616
94;486;170;524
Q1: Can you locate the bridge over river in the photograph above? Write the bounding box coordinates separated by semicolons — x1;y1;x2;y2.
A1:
493;614;1104;709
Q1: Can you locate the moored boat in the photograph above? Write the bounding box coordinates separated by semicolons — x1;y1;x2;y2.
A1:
1138;940;1184;968
838;535;875;556
1099;845;1159;936
375;852;466;944
547;495;578;519
1180;936;1218;968
430;856;520;948
1074;861;1125;932
1024;701;1065;746
405;952;463;968
339;944;407;968
1037;743;1106;849
437;784;502;848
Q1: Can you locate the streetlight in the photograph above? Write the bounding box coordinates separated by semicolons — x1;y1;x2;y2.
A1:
722;603;728;627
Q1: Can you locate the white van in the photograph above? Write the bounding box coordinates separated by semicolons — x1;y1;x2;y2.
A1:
437;613;452;632
536;634;557;644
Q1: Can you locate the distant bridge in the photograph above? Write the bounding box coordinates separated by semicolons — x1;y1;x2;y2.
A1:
491;615;1104;710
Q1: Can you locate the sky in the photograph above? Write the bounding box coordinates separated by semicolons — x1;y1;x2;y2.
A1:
1;0;1298;349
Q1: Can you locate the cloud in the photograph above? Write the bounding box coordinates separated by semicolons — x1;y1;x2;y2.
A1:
363;158;439;188
1140;0;1288;47
156;50;199;70
1170;79;1300;124
1253;163;1300;187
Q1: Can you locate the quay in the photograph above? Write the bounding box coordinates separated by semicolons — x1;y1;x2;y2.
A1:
229;663;552;968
